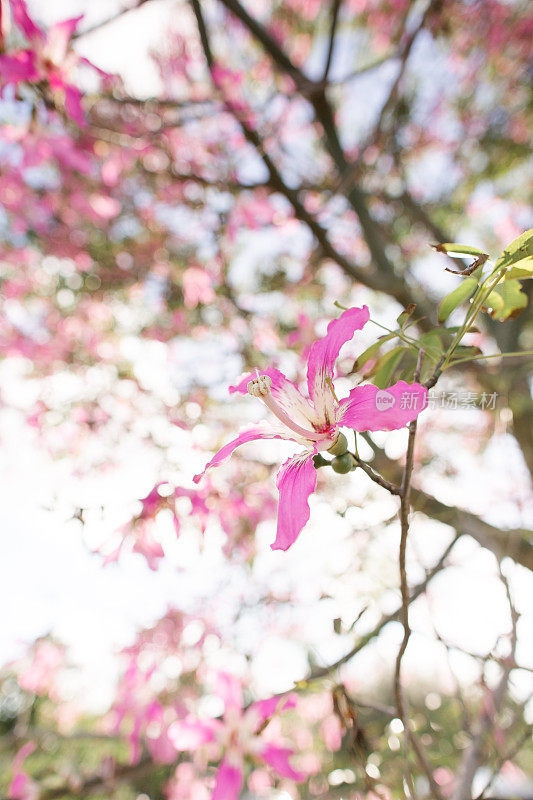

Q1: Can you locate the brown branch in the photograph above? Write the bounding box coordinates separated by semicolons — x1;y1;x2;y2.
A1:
215;0;435;321
323;0;342;81
40;753;157;800
189;0;409;297
72;0;159;41
450;569;518;800
352;454;402;495
473;723;533;800
360;0;440;153
391;353;444;800
306;532;460;681
361;435;533;573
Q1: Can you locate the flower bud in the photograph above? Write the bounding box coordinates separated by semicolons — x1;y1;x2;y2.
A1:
331;453;353;474
327;432;348;456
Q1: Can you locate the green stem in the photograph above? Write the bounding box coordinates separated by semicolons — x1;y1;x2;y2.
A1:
444;349;533;369
441;268;506;370
368;318;441;361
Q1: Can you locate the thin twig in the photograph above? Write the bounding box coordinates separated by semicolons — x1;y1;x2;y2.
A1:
323;0;342;81
352;454;402;495
392;352;444;800
306;532;460;682
450;567;519;800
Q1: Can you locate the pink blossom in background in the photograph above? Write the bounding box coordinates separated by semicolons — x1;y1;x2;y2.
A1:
8;742;38;800
169;672;304;800
182;267;216;309
194;307;428;550
17;639;65;701
0;0;106;126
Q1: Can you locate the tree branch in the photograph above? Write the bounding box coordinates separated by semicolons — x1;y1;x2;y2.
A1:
323;0;342;81
306;532;460;681
362;435;533;573
450;569;518;800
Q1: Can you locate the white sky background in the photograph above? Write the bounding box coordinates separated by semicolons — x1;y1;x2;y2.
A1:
1;0;532;721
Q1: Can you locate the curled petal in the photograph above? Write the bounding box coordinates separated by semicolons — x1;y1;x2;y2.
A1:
168;716;218;751
230;367;318;429
212;759;244;800
307;306;369;422
336;381;428;431
193;427;288;484
272;452;317;551
261;744;305;781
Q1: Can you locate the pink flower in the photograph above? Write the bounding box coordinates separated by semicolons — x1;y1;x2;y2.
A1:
168;673;303;800
194;306;427;550
0;0;104;126
9;742;38;800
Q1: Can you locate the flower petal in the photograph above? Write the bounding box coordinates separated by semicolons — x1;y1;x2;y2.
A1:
46;16;83;64
249;693;297;729
230;367;318;429
10;0;44;41
193;427;287;484
336;381;428;431
271;452;317;551
0;51;39;84
215;672;243;714
307;306;369;422
212;759;244;800
63;84;87;128
168;716;218;750
261;744;304;781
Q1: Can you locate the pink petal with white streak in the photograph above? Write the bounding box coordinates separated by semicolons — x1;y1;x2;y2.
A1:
261;743;305;781
212;759;244;800
307;306;369;423
193;427;290;484
271;452;317;551
168;716;219;750
46;16;83;64
230;367;318;429
336;381;428;431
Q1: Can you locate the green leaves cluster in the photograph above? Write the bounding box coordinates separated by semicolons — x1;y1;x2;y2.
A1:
435;230;532;323
358;230;532;389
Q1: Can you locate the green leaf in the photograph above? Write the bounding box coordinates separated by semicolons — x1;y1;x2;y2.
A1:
451;345;483;359
372;346;405;389
438;277;478;322
397;304;416;328
419;330;445;362
484;279;528;321
432;243;486;258
505;257;533;280
496;229;533;278
353;335;393;371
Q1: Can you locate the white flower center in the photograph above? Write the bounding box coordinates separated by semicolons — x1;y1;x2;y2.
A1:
247;372;329;443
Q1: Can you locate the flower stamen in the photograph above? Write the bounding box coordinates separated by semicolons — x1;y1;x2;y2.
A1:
247;372;326;442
